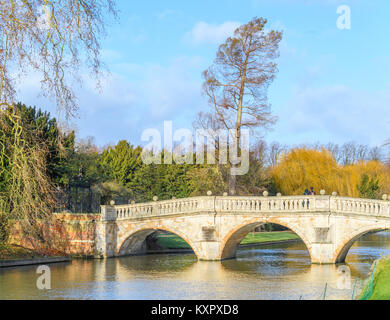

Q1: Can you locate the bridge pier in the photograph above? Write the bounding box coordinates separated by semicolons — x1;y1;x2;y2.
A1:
310;244;337;264
197;241;221;261
95;205;118;258
95;220;118;258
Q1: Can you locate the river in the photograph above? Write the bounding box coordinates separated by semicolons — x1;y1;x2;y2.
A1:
1;231;390;300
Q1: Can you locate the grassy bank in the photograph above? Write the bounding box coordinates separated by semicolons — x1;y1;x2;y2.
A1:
0;244;47;261
240;231;300;245
360;257;390;300
155;231;300;250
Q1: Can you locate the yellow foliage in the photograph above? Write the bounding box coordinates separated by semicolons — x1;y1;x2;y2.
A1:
271;148;390;198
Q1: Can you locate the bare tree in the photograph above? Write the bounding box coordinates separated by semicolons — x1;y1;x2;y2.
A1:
267;141;287;167
0;0;117;118
338;142;368;165
0;1;117;251
318;142;383;165
325;142;341;163
76;136;99;154
199;17;282;195
368;146;383;162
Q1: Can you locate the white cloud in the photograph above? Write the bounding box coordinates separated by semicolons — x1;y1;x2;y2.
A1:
155;9;181;20
16;56;207;146
185;21;241;45
272;85;390;147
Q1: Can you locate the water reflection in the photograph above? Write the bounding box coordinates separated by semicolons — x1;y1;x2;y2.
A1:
1;231;389;300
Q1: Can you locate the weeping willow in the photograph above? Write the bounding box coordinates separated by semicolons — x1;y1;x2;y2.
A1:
0;1;117;254
0;104;69;254
271;148;390;198
0;196;10;243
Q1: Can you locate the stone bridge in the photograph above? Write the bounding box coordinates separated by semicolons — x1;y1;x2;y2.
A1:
95;193;390;264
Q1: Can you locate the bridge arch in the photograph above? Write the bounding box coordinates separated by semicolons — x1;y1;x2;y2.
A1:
334;224;390;263
117;225;200;259
220;218;313;261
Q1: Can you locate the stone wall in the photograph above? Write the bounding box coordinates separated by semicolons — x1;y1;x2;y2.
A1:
55;213;101;257
10;213;100;257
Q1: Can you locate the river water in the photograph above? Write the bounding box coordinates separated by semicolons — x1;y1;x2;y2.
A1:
1;231;390;300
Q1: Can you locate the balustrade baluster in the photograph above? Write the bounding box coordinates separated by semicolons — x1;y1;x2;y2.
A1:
107;196;390;222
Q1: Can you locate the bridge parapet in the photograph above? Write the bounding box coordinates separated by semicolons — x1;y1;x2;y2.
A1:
100;195;390;221
102;197;203;221
332;196;390;217
215;196;317;213
100;195;390;222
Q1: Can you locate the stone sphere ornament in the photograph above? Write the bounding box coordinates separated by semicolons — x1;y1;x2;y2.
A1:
263;191;269;197
332;192;338;197
153;196;158;202
382;194;388;201
207;191;213;196
223;192;228;197
109;200;115;206
320;190;326;196
277;193;282;197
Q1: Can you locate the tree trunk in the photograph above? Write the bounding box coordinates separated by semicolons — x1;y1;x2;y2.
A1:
230;59;247;196
228;171;236;195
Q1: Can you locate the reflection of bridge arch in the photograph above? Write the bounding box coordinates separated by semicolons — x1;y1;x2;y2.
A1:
334;224;390;263
117;225;200;259
219;218;312;261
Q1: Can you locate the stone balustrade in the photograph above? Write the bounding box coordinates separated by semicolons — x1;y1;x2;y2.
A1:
215;196;315;212
332;196;390;216
101;195;390;221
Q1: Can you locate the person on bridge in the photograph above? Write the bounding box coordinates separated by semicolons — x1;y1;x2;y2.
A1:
310;187;316;195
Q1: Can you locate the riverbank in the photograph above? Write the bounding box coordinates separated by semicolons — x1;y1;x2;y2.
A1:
0;256;71;268
0;244;47;260
154;231;301;250
0;244;71;268
360;257;390;300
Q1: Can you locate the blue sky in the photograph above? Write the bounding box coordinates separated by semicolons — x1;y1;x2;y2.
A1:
19;0;390;148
